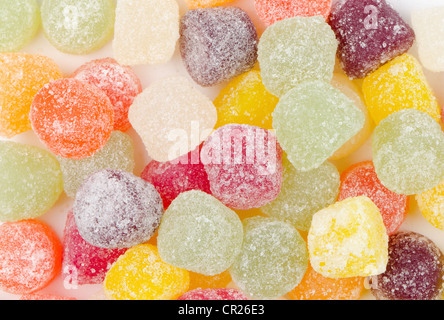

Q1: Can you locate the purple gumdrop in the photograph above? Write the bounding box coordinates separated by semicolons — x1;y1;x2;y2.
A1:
369;231;444;300
179;6;258;87
329;0;415;79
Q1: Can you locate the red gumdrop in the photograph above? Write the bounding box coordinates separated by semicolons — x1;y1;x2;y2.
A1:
178;288;249;300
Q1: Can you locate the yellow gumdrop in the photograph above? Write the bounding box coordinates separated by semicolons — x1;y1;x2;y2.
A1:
103;244;190;300
214;69;279;130
307;196;388;278
362;53;441;126
185;0;235;9
0;52;63;138
416;180;444;230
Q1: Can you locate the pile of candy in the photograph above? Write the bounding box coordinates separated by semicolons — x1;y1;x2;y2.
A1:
1;0;444;301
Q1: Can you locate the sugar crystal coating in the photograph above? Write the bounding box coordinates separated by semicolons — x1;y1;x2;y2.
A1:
20;293;76;300
73;169;164;249
180;6;258;87
178;288;248;300
416;180;444;231
185;0;234;9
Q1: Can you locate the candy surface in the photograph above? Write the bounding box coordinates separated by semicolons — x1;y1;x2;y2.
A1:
104;244;190;300
258;16;337;97
185;0;234;9
372;109;444;195
416;180;444;231
180;6;258;87
113;0;179;66
20;293;76;300
157;190;243;276
188;271;232;291
308;196;388;278
0;220;62;294
73;169;164;249
0;53;63;138
0;141;63;222
178;288;248;300
41;0;115;54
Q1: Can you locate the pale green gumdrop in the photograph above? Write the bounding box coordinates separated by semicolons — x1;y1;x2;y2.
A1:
372;109;444;195
272;80;365;172
41;0;115;54
258;16;337;97
229;217;308;299
0;0;40;52
56;131;135;198
261;158;340;231
157;190;243;276
0;141;63;222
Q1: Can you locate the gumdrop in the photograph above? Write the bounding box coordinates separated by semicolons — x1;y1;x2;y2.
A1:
368;231;444;300
0;141;63;222
129;76;217;163
229;217;308;299
113;0;179;66
201;124;283;210
41;0;115;54
178;288;248;300
0;53;63;138
73;169;164;249
328;0;415;79
258;16;337;97
188;270;232;291
272;80;365;172
416;180;444;231
104;244;190;300
20;293;76;300
180;6;258;87
185;0;234;9
0;220;62;294
307;196;388;278
157;190;243;276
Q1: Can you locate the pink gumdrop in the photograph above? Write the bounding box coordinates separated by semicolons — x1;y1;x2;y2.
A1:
201;124;283;210
178;288;249;300
62;210;127;286
20;293;76;300
71;58;142;132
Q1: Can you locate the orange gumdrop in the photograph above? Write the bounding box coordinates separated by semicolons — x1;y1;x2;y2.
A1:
188;270;232;291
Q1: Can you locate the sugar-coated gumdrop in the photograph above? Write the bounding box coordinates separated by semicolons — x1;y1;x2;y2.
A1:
113;0;179;66
0;53;63;138
128;76;217;163
104;244;190;300
0;220;62;294
141;146;211;209
185;0;234;9
71;58;142;132
272;80;365;172
201;124;283;210
329;0;415;79
0;141;63;222
258;16;337;97
254;0;332;26
188;270;232;291
372;109;444;195
339;161;408;235
288;262;364;300
0;0;40;52
73;169;164;249
41;0;115;54
262;158;340;232
416;180;444;231
180;6;258;87
214;69;279;130
30;78;115;159
229;217;308;299
362;54;441;126
62;211;127;286
157;190;243;276
57;131;135;198
20;293;76;300
368;231;444;300
178;288;249;300
308;196;388;278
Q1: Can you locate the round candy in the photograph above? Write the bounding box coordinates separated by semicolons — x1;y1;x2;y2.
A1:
30;78;115;159
73;169;164;249
41;0;115;54
71;58;142;132
0;0;40;52
416;180;444;231
178;288;248;300
368;231;444;300
188;271;232;291
0;141;63;222
0;220;62;294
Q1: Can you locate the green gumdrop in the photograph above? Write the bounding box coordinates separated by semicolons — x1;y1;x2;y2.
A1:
261;158;340;231
0;141;63;222
229;217;308;299
0;0;41;52
373;109;444;195
157;190;243;276
272;80;365;172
